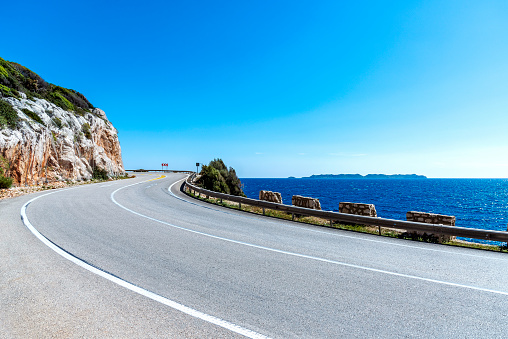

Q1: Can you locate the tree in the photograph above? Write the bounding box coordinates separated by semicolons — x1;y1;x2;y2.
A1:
197;159;245;196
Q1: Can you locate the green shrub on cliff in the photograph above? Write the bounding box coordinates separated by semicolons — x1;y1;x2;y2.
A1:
52;117;63;128
0;100;18;128
0;155;9;175
21;108;45;125
0;175;13;189
92;167;108;180
82;122;92;139
0;156;13;189
197;159;245;196
0;56;94;114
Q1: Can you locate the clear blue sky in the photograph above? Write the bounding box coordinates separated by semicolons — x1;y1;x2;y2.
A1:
3;0;507;178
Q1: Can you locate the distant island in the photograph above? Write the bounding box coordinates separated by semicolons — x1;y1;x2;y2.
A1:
301;174;427;179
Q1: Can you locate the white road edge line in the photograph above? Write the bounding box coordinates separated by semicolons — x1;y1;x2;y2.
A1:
21;178;270;339
169;178;508;261
121;177;508;297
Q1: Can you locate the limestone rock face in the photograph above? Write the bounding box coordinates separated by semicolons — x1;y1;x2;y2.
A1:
0;95;123;185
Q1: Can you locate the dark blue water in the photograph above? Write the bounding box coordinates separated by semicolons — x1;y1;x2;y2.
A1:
240;178;508;244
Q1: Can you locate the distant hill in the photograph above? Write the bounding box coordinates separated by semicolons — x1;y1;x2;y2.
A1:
303;174;427;179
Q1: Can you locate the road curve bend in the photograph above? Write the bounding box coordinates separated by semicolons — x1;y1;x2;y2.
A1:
2;172;508;338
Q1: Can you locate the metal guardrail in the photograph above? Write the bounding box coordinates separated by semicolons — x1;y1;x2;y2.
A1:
184;175;508;243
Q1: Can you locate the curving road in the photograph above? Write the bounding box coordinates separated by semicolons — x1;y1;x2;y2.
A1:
2;173;508;338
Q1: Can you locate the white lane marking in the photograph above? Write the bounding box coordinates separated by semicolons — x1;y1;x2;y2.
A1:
21;180;270;339
114;179;508;296
168;179;508;261
101;183;117;187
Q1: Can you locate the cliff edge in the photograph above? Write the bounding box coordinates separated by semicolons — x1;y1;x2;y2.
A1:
0;57;123;185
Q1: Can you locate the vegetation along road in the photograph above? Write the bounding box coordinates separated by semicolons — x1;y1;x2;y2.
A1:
2;173;508;338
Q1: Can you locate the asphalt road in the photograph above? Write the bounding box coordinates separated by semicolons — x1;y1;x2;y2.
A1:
2;172;508;338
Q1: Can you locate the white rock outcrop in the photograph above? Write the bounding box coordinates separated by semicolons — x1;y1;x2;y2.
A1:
0;95;123;185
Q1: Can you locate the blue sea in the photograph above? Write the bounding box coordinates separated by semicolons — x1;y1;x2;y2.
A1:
240;178;508;244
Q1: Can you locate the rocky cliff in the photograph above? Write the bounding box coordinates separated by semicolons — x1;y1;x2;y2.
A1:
0;57;123;185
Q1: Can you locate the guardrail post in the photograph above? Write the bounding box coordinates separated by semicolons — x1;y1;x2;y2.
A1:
220;198;222;204
292;213;295;221
378;225;381;235
262;207;265;215
239;202;242;210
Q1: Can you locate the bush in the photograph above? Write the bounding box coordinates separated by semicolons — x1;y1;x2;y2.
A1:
48;91;75;111
197;158;245;196
0;100;18;128
0;156;12;189
198;165;230;194
92;167;108;180
0;175;13;189
0;155;9;176
21;108;44;125
0;57;94;115
82;122;92;139
53;117;62;128
0;84;19;98
226;167;243;196
75;107;87;117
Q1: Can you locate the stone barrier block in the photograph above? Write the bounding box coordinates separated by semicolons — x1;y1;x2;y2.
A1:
406;211;456;242
339;202;377;217
259;190;283;204
406;211;456;226
292;195;321;210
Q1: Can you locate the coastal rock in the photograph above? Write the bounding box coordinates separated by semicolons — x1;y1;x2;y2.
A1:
292;195;321;210
259;190;282;204
0;96;123;185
